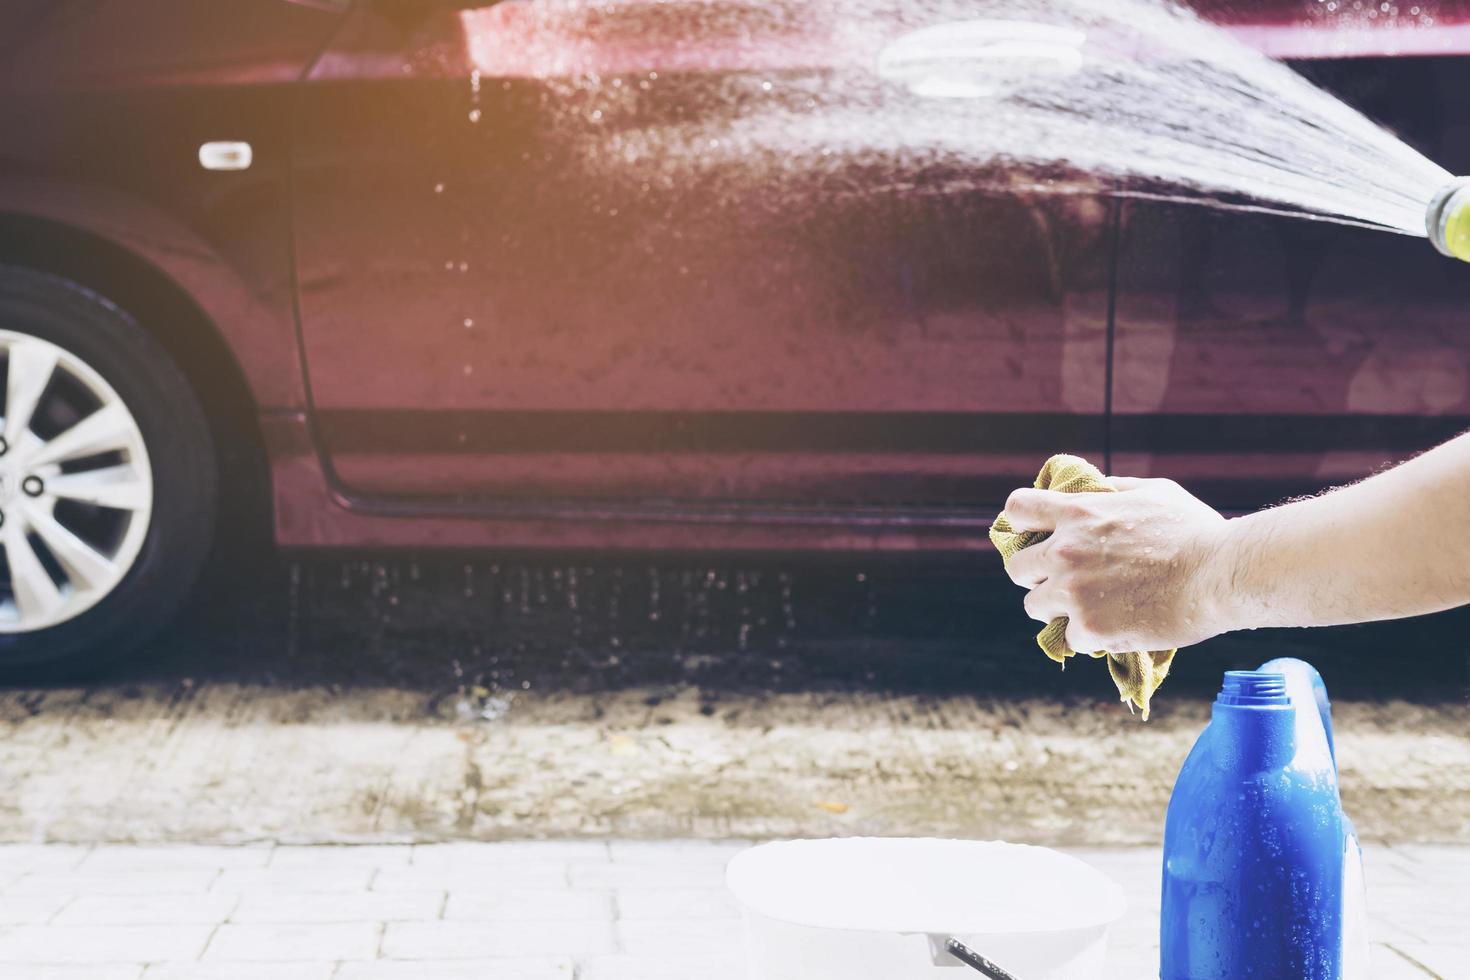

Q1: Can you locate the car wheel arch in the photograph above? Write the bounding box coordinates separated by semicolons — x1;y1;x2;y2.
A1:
0;211;272;546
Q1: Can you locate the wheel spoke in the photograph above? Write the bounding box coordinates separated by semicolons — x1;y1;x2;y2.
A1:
4;526;65;623
3;339;59;447
0;330;153;634
45;465;150;513
27;402;134;469
23;504;116;593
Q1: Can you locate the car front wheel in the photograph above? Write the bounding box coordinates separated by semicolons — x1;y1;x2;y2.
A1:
0;266;216;676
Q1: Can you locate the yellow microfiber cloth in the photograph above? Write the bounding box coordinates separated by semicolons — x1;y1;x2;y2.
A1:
990;454;1175;719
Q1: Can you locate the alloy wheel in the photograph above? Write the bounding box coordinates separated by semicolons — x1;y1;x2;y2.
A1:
0;329;154;632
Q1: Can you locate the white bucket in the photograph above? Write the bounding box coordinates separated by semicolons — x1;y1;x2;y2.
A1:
726;838;1127;980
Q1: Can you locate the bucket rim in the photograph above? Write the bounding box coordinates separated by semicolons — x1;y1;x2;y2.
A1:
724;837;1128;937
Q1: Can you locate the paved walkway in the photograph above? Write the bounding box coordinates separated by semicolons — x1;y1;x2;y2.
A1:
0;842;1465;979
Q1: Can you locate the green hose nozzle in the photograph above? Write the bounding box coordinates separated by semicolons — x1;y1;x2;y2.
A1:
1427;178;1470;263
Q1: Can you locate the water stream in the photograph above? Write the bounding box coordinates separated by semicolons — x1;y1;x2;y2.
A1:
870;0;1453;234
485;0;1457;236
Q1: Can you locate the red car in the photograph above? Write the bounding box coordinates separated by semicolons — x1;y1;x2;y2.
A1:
2;0;1469;673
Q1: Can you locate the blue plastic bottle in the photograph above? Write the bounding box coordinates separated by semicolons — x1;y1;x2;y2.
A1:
1258;658;1369;980
1160;664;1354;979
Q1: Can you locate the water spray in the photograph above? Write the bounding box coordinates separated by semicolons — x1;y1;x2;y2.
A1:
877;20;1086;100
1427;178;1470;264
874;4;1470;252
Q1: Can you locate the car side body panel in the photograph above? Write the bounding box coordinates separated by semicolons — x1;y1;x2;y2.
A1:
289;1;1111;533
5;1;1470;552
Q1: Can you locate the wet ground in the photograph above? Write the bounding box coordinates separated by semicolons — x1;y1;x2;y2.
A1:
116;551;1470;701
2;551;1467;843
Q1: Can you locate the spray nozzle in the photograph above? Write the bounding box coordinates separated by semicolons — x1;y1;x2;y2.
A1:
1426;177;1470;263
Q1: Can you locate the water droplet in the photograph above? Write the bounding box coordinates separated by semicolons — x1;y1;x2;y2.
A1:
468;109;481;123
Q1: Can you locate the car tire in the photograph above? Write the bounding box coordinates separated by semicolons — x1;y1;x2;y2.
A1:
0;265;216;677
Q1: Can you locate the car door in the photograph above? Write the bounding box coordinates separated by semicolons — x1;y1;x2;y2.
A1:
1109;54;1470;510
290;0;1110;518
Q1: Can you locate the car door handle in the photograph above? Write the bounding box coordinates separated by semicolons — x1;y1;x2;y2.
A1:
198;141;253;171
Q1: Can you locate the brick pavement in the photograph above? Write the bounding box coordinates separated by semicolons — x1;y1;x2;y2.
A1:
0;842;1464;979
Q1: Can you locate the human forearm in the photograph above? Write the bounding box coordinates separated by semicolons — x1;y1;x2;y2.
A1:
1002;432;1470;653
1207;431;1470;632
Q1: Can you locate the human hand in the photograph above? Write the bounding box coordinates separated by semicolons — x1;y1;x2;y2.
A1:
1002;476;1233;653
